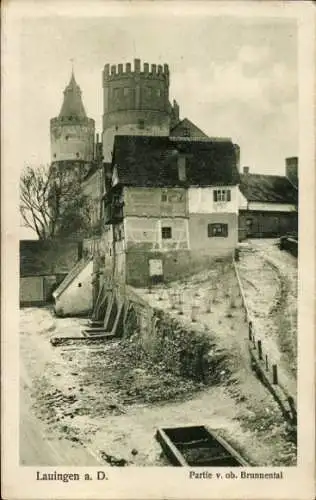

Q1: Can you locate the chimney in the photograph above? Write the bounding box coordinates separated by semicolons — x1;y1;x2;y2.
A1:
243;166;250;174
178;155;186;181
173;99;179;121
286;157;298;187
233;144;240;171
170;100;180;128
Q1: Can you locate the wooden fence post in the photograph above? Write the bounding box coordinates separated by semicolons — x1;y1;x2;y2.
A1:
265;354;269;371
191;305;198;322
205;296;212;313
257;340;263;360
272;364;278;385
248;321;253;341
287;396;297;425
178;293;183;315
170;291;176;309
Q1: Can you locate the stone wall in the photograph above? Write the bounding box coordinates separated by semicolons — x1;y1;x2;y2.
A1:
123;287;228;384
50;118;95;162
125;249;232;287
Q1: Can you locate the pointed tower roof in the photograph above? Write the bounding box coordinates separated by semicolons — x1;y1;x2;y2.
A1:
58;70;87;119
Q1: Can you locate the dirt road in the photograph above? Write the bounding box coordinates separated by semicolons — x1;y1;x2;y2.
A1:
20;309;101;466
236;239;297;397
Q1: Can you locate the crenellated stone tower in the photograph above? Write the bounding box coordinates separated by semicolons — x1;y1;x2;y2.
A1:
102;58;172;162
50;70;95;165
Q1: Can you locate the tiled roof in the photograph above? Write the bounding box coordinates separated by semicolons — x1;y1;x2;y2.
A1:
20;240;80;277
112;135;239;187
239;173;298;204
59;71;87;119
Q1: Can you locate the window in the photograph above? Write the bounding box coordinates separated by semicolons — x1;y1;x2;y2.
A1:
123;87;129;96
65;135;69;141
76;152;80;158
162;227;172;239
213;189;231;202
208;223;228;238
182;127;190;137
138;119;145;130
156;88;161;97
161;193;168;202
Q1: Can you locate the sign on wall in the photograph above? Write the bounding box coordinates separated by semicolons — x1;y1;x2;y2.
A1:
149;259;163;277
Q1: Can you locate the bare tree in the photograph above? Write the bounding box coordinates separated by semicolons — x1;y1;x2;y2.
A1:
20;163;92;239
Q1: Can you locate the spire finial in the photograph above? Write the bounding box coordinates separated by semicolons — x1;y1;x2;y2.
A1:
70;58;75;76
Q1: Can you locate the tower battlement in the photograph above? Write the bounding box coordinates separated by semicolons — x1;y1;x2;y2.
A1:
103;59;169;84
102;58;171;162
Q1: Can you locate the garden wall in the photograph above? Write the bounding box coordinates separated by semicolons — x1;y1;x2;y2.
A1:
123;287;229;385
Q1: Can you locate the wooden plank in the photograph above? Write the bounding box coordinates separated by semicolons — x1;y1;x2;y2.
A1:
86;320;104;327
205;427;249;466
103;293;115;330
155;429;188;466
84;327;108;333
110;303;124;338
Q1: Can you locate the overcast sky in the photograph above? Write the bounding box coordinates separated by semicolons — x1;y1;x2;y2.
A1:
17;8;298;238
20;13;297;172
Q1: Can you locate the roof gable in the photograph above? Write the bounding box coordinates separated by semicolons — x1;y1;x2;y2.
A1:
239;173;298;204
170;118;209;139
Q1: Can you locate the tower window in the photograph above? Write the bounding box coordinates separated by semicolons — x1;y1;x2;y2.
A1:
53;154;56;158
156;88;161;97
138;119;145;130
76;152;80;158
123;87;129;96
162;227;172;239
65;135;69;140
161;193;168;202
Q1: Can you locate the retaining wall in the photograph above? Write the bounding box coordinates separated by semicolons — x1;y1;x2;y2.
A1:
121;286;229;384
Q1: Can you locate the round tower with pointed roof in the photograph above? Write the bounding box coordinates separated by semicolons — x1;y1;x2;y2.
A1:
50;70;95;163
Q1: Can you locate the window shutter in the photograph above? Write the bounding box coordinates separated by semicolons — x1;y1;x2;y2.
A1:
213;190;217;202
227;190;231;202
